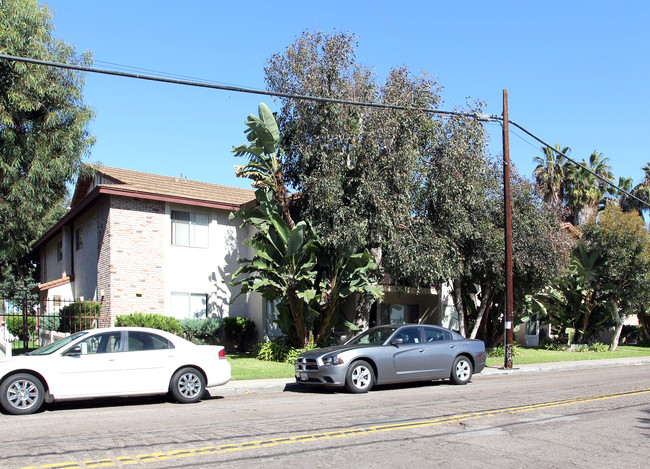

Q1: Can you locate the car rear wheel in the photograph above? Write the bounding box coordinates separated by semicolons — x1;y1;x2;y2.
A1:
450;356;473;385
170;367;206;403
345;360;375;393
1;373;45;415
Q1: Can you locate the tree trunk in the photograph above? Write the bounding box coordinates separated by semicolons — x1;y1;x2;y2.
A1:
609;302;624;351
451;279;466;336
638;312;650;342
469;284;494;340
354;246;382;331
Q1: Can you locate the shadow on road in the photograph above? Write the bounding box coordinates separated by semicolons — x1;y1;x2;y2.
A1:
283;379;454;394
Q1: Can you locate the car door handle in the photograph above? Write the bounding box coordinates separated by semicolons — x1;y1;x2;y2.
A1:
419;349;425;353
449;345;456;349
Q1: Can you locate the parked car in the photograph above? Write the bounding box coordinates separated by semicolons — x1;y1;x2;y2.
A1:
295;324;486;393
0;327;231;415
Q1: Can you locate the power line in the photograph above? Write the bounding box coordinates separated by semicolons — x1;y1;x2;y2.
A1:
1;52;648;210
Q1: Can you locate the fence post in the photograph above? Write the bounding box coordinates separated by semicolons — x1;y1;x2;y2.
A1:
22;290;28;351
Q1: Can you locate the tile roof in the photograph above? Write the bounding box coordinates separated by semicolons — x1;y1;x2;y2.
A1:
87;165;256;208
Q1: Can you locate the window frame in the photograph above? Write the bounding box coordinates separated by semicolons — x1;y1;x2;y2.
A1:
170;291;208;319
171;210;209;248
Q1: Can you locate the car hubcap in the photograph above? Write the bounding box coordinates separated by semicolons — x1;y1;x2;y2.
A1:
8;380;39;410
456;361;470;381
178;373;201;398
352;366;370;389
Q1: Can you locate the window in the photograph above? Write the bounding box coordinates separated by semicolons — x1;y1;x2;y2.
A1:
171;292;207;319
264;300;283;338
424;328;451;342
171;210;209;247
526;314;539;336
127;331;173;351
393;326;421;344
78;332;122;354
56;241;63;262
75;228;83;250
380;304;419;325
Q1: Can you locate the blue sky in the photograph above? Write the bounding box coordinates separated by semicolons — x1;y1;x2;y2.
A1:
42;0;650;190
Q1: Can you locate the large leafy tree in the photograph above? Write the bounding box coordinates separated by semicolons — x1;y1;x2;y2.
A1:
265;30;570;340
535;206;650;349
581;206;650;350
0;0;94;289
230;104;382;347
264;30;461;328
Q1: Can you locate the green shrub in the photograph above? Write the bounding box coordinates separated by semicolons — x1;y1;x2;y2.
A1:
254;336;315;365
583;342;608;352
6;315;36;340
59;302;102;333
40;314;60;332
223;316;257;352
115;312;182;335
180;318;223;345
542;337;568;351
254;337;293;362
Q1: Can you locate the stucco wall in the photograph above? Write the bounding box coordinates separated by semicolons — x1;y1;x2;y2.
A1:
164;204;260;325
71;206;99;301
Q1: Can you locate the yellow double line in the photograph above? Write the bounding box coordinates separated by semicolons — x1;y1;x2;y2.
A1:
21;389;650;469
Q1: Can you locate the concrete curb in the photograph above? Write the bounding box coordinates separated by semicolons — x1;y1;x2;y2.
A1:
210;356;650;396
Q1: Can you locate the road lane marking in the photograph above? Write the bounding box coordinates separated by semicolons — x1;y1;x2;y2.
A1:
19;388;650;469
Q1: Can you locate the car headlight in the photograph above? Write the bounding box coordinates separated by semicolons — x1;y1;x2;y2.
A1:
323;355;343;366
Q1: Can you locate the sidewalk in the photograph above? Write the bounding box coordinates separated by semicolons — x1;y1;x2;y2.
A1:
213;356;650;396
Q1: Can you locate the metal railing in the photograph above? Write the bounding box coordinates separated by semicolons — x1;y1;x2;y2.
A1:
1;290;107;353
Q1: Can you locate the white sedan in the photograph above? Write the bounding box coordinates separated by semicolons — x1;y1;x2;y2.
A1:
0;327;231;415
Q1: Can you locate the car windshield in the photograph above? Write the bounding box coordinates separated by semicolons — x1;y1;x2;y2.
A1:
27;331;88;355
346;326;399;345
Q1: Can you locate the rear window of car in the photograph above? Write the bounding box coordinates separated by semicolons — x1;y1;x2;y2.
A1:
127;331;173;351
424;328;452;342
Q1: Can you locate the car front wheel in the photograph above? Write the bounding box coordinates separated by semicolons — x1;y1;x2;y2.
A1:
170;367;206;403
450;356;473;385
345;360;375;393
1;373;46;415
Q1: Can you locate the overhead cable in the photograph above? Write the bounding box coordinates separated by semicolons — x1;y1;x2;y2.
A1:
1;53;647;209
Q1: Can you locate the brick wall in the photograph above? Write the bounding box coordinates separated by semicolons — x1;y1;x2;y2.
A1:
105;196;166;321
96;198;111;319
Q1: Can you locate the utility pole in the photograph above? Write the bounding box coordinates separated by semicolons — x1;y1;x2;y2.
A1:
502;90;514;369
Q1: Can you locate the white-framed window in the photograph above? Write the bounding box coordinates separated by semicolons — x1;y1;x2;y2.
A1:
171;210;209;247
171;292;207;319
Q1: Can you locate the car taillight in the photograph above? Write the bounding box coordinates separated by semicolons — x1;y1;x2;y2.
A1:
219;348;226;359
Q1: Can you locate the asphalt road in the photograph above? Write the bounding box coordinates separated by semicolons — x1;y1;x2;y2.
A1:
2;363;649;468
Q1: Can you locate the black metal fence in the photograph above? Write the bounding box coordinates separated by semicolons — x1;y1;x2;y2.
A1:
1;290;106;353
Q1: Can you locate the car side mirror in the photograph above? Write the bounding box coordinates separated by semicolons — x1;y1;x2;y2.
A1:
390;338;403;346
64;345;82;356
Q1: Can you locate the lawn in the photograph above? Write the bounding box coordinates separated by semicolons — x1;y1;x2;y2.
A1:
228;353;296;380
228;346;650;380
485;345;650;367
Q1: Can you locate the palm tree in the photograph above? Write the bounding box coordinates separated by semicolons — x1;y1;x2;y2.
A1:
565;151;614;226
630;162;650;221
533;144;570;210
613;176;635;212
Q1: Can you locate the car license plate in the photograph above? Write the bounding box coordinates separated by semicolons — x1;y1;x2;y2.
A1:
300;372;308;381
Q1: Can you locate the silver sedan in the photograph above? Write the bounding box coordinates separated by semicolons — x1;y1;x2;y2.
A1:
295;324;486;393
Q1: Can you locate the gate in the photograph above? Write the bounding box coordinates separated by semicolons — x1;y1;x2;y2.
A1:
0;289;105;354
